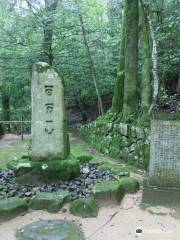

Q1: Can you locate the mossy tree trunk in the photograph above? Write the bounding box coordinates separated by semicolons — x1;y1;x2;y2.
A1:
139;0;152;120
111;10;125;113
123;0;139;120
42;0;58;66
74;0;104;115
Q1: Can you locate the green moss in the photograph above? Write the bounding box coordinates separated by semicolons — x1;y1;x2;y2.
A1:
29;191;69;213
15;154;80;182
70;197;99;218
119;177;140;193
93;180;125;203
98;161;130;175
20;152;29;159
0;197;28;222
93;177;140;203
77;154;93;163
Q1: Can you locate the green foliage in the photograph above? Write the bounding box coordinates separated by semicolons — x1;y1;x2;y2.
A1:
0;0;178;121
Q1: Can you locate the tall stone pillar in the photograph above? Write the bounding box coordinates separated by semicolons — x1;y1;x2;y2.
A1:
30;62;70;161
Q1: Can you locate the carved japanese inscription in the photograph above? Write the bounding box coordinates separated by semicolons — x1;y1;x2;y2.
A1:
30;62;69;161
149;120;180;187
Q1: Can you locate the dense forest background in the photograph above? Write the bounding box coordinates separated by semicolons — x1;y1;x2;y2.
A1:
0;0;179;125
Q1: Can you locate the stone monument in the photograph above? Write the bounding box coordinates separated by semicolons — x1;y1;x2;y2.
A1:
15;62;79;182
142;114;180;206
149;119;180;187
30;62;69;161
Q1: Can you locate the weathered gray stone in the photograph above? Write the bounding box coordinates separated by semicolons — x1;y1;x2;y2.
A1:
149;120;180;187
16;220;85;240
30;62;69;161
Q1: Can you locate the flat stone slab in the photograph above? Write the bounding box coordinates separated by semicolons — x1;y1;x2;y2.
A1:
0;197;28;222
16;220;85;240
29;191;69;213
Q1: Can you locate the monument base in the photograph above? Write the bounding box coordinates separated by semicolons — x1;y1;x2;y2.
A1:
14;154;80;184
142;180;180;207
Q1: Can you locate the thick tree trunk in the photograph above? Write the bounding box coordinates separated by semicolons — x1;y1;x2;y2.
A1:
111;10;125;113
75;0;104;115
139;1;152;114
42;0;58;66
123;0;139;120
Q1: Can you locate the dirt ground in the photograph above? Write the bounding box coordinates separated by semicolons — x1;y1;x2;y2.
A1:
0;191;180;240
0;134;30;148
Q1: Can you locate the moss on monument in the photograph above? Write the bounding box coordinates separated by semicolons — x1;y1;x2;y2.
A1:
0;197;28;222
15;154;80;182
70;197;99;218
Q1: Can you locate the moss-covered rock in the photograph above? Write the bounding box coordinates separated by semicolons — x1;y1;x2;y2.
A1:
70;197;99;218
15;154;80;183
0;197;28;222
77;154;93;163
119;177;140;193
92;180;125;203
29;191;69;213
92;177;139;204
16;220;85;240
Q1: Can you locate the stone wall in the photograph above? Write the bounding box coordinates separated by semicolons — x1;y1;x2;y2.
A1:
80;121;150;168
